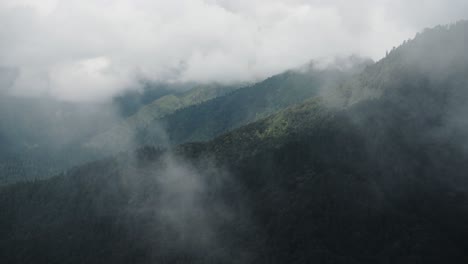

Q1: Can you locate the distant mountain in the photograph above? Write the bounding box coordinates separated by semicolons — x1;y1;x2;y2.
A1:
86;59;370;154
87;83;238;153
0;56;369;184
113;81;208;117
0;83;235;184
138;59;371;147
2;21;468;263
0;96;119;184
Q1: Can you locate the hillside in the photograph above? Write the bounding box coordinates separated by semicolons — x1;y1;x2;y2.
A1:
0;97;119;184
2;21;468;263
0;57;368;185
86;83;237;153
139;61;370;146
112;81;194;117
87;60;369;153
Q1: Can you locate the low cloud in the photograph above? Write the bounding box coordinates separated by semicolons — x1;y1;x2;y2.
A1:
0;0;467;102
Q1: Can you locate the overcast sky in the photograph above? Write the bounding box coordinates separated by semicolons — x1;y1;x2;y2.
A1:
0;0;467;102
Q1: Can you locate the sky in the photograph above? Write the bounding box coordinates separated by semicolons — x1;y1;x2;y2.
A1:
0;0;467;102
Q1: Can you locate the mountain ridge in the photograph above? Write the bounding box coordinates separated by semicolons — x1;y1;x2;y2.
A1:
2;21;468;263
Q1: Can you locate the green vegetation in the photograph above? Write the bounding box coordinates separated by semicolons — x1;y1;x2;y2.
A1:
140;65;360;146
86;83;237;152
2;21;468;263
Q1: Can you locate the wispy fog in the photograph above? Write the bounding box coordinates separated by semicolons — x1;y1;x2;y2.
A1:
1;0;467;102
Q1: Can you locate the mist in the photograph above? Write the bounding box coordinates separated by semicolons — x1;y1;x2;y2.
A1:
2;1;468;263
1;0;467;102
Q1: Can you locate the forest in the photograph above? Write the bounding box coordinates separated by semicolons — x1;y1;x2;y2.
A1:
1;21;468;263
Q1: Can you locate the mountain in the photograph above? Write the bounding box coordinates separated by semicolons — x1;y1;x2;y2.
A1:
86;59;369;154
112;81;193;117
2;21;468;263
0;96;119;184
138;59;370;147
86;83;238;153
0;57;368;184
0;83;235;184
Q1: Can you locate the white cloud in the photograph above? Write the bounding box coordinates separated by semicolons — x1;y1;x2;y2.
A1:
48;57;131;102
0;0;466;102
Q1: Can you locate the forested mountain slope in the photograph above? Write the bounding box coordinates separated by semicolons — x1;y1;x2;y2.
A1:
112;81;193;117
0;82;234;184
2;21;468;263
88;59;369;153
0;97;118;184
87;83;237;153
139;61;369;146
0;56;368;184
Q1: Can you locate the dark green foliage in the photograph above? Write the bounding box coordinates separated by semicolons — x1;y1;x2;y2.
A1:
87;83;239;153
2;21;468;263
140;67;354;146
0;82;235;184
113;81;183;117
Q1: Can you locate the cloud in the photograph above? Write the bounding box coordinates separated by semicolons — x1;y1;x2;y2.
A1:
48;57;131;102
0;0;467;102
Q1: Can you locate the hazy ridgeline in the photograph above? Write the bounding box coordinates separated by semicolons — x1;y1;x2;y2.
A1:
0;56;371;184
1;0;468;260
1;20;468;264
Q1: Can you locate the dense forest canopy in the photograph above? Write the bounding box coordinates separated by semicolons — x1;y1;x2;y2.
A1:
1;21;468;263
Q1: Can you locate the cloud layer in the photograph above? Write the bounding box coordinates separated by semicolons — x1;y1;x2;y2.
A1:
0;0;467;101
